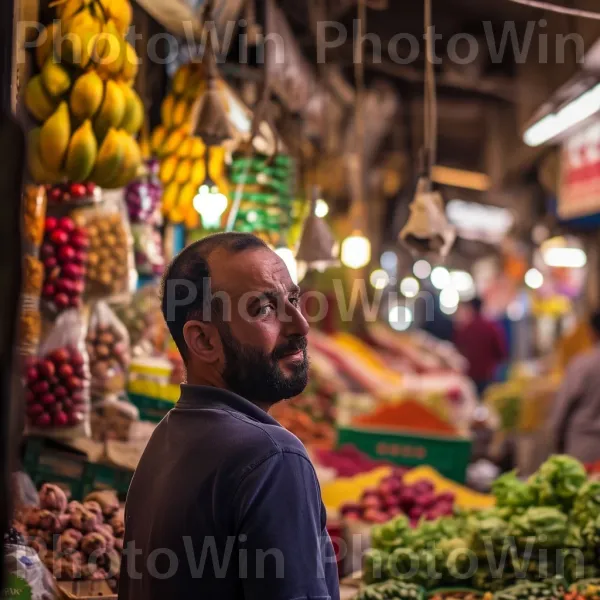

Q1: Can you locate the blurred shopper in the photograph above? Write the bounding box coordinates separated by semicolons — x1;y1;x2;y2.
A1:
454;298;508;396
549;311;600;463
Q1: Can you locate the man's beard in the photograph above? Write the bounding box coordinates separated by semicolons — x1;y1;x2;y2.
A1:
218;323;309;406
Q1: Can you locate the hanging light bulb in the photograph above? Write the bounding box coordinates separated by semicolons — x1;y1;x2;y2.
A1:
315;198;330;218
193;146;228;229
341;231;371;269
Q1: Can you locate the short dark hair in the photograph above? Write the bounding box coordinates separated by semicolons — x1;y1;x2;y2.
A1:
160;232;267;361
590;311;600;337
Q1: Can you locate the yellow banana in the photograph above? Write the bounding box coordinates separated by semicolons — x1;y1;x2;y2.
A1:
94;79;125;140
119;84;144;134
39;101;71;172
89;127;126;186
70;69;104;121
160;95;175;129
27;128;62;184
65;120;98;182
25;75;58;122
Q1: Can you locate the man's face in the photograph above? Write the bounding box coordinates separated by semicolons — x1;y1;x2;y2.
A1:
205;247;310;405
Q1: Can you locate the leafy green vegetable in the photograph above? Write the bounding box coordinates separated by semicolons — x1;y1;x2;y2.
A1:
364;548;390;585
528;455;587;511
372;515;411;552
573;481;600;526
493;471;535;511
509;507;568;548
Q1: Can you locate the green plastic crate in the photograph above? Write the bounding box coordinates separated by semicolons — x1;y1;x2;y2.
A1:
88;463;133;499
23;437;95;500
336;425;472;483
128;393;175;423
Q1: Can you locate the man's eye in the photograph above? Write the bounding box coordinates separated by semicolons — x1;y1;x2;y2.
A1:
258;304;275;316
289;296;300;307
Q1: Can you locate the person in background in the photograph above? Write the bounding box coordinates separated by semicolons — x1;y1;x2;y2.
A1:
453;297;508;397
119;232;339;600
548;310;600;464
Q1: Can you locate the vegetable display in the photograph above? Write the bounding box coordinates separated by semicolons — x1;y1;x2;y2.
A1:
361;456;600;594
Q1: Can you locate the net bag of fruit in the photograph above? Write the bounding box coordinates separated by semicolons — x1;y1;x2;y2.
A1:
87;301;131;397
3;542;59;600
73;189;136;299
24;309;91;439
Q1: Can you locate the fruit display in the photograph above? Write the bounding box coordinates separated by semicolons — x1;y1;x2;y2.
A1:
314;445;391;478
228;153;297;246
340;471;456;525
40;216;88;314
125;159;162;224
24;0;142;188
87;302;131;395
25;346;88;431
149;62;229;227
46;181;100;205
13;484;124;586
361;456;600;592
74;202;132;297
131;225;164;276
356;580;424;600
270;403;335;448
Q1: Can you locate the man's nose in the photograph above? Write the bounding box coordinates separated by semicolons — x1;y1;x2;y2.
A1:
283;302;309;337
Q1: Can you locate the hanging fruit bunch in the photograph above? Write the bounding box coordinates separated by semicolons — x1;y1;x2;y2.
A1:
149;62;230;228
25;0;143;190
228;154;295;246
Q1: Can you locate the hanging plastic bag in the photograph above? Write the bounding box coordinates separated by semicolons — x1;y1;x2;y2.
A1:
73;190;136;299
3;543;59;600
87;302;131;396
113;285;164;355
24;310;91;439
131;224;165;277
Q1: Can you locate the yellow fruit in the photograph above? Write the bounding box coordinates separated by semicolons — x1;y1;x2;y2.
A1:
208;145;226;179
39;101;71;172
190;158;206;186
65;120;97;181
190;136;205;159
119;85;144;134
94;79;125;140
35;23;56;70
184;207;200;229
150;125;167;154
41;57;71;98
90;127;126;186
175;159;192;184
160;95;175;129
70;69;104;121
57;10;101;67
168;206;185;224
177;137;194;158
99;0;132;35
57;0;87;22
161;181;179;216
105;132;141;188
172;98;190;128
159;156;178;184
94;20;125;78
172;64;189;96
161;128;186;156
184;71;206;100
178;182;196;212
24;75;57;122
27;128;62;184
120;41;138;81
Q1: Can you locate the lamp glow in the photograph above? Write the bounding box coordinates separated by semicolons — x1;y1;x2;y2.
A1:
542;247;587;268
389;305;413;332
440;303;458;316
193;183;228;228
413;259;432;279
400;277;420;298
370;269;390;290
525;268;544;290
440;288;460;309
381;251;398;273
315;199;329;218
431;266;450;289
275;247;299;285
523;83;600;147
341;232;371;269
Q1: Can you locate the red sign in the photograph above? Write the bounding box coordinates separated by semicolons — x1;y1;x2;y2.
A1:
559;122;600;219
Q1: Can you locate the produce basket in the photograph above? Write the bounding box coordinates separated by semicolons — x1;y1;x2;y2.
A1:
336;425;472;483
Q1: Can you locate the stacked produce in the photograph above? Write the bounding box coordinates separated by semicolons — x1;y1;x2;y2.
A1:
15;484;123;586
229;154;296;246
41;216;88;314
25;0;143;188
150;62;228;227
360;456;600;594
270;403;335;448
341;470;455;525
314;446;391;478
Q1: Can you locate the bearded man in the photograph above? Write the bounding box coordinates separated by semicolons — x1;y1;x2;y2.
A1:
119;232;339;600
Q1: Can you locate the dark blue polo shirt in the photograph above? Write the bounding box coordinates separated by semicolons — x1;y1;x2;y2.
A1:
119;384;340;600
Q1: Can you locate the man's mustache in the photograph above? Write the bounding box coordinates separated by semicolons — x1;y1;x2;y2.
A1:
272;336;308;360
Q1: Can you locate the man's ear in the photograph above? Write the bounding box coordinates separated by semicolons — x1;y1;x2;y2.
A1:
183;320;220;362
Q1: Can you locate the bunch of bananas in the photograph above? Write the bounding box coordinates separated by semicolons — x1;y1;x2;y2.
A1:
25;0;143;188
149;62;229;228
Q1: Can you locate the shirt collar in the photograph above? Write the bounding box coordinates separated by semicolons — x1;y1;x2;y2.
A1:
177;384;282;427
